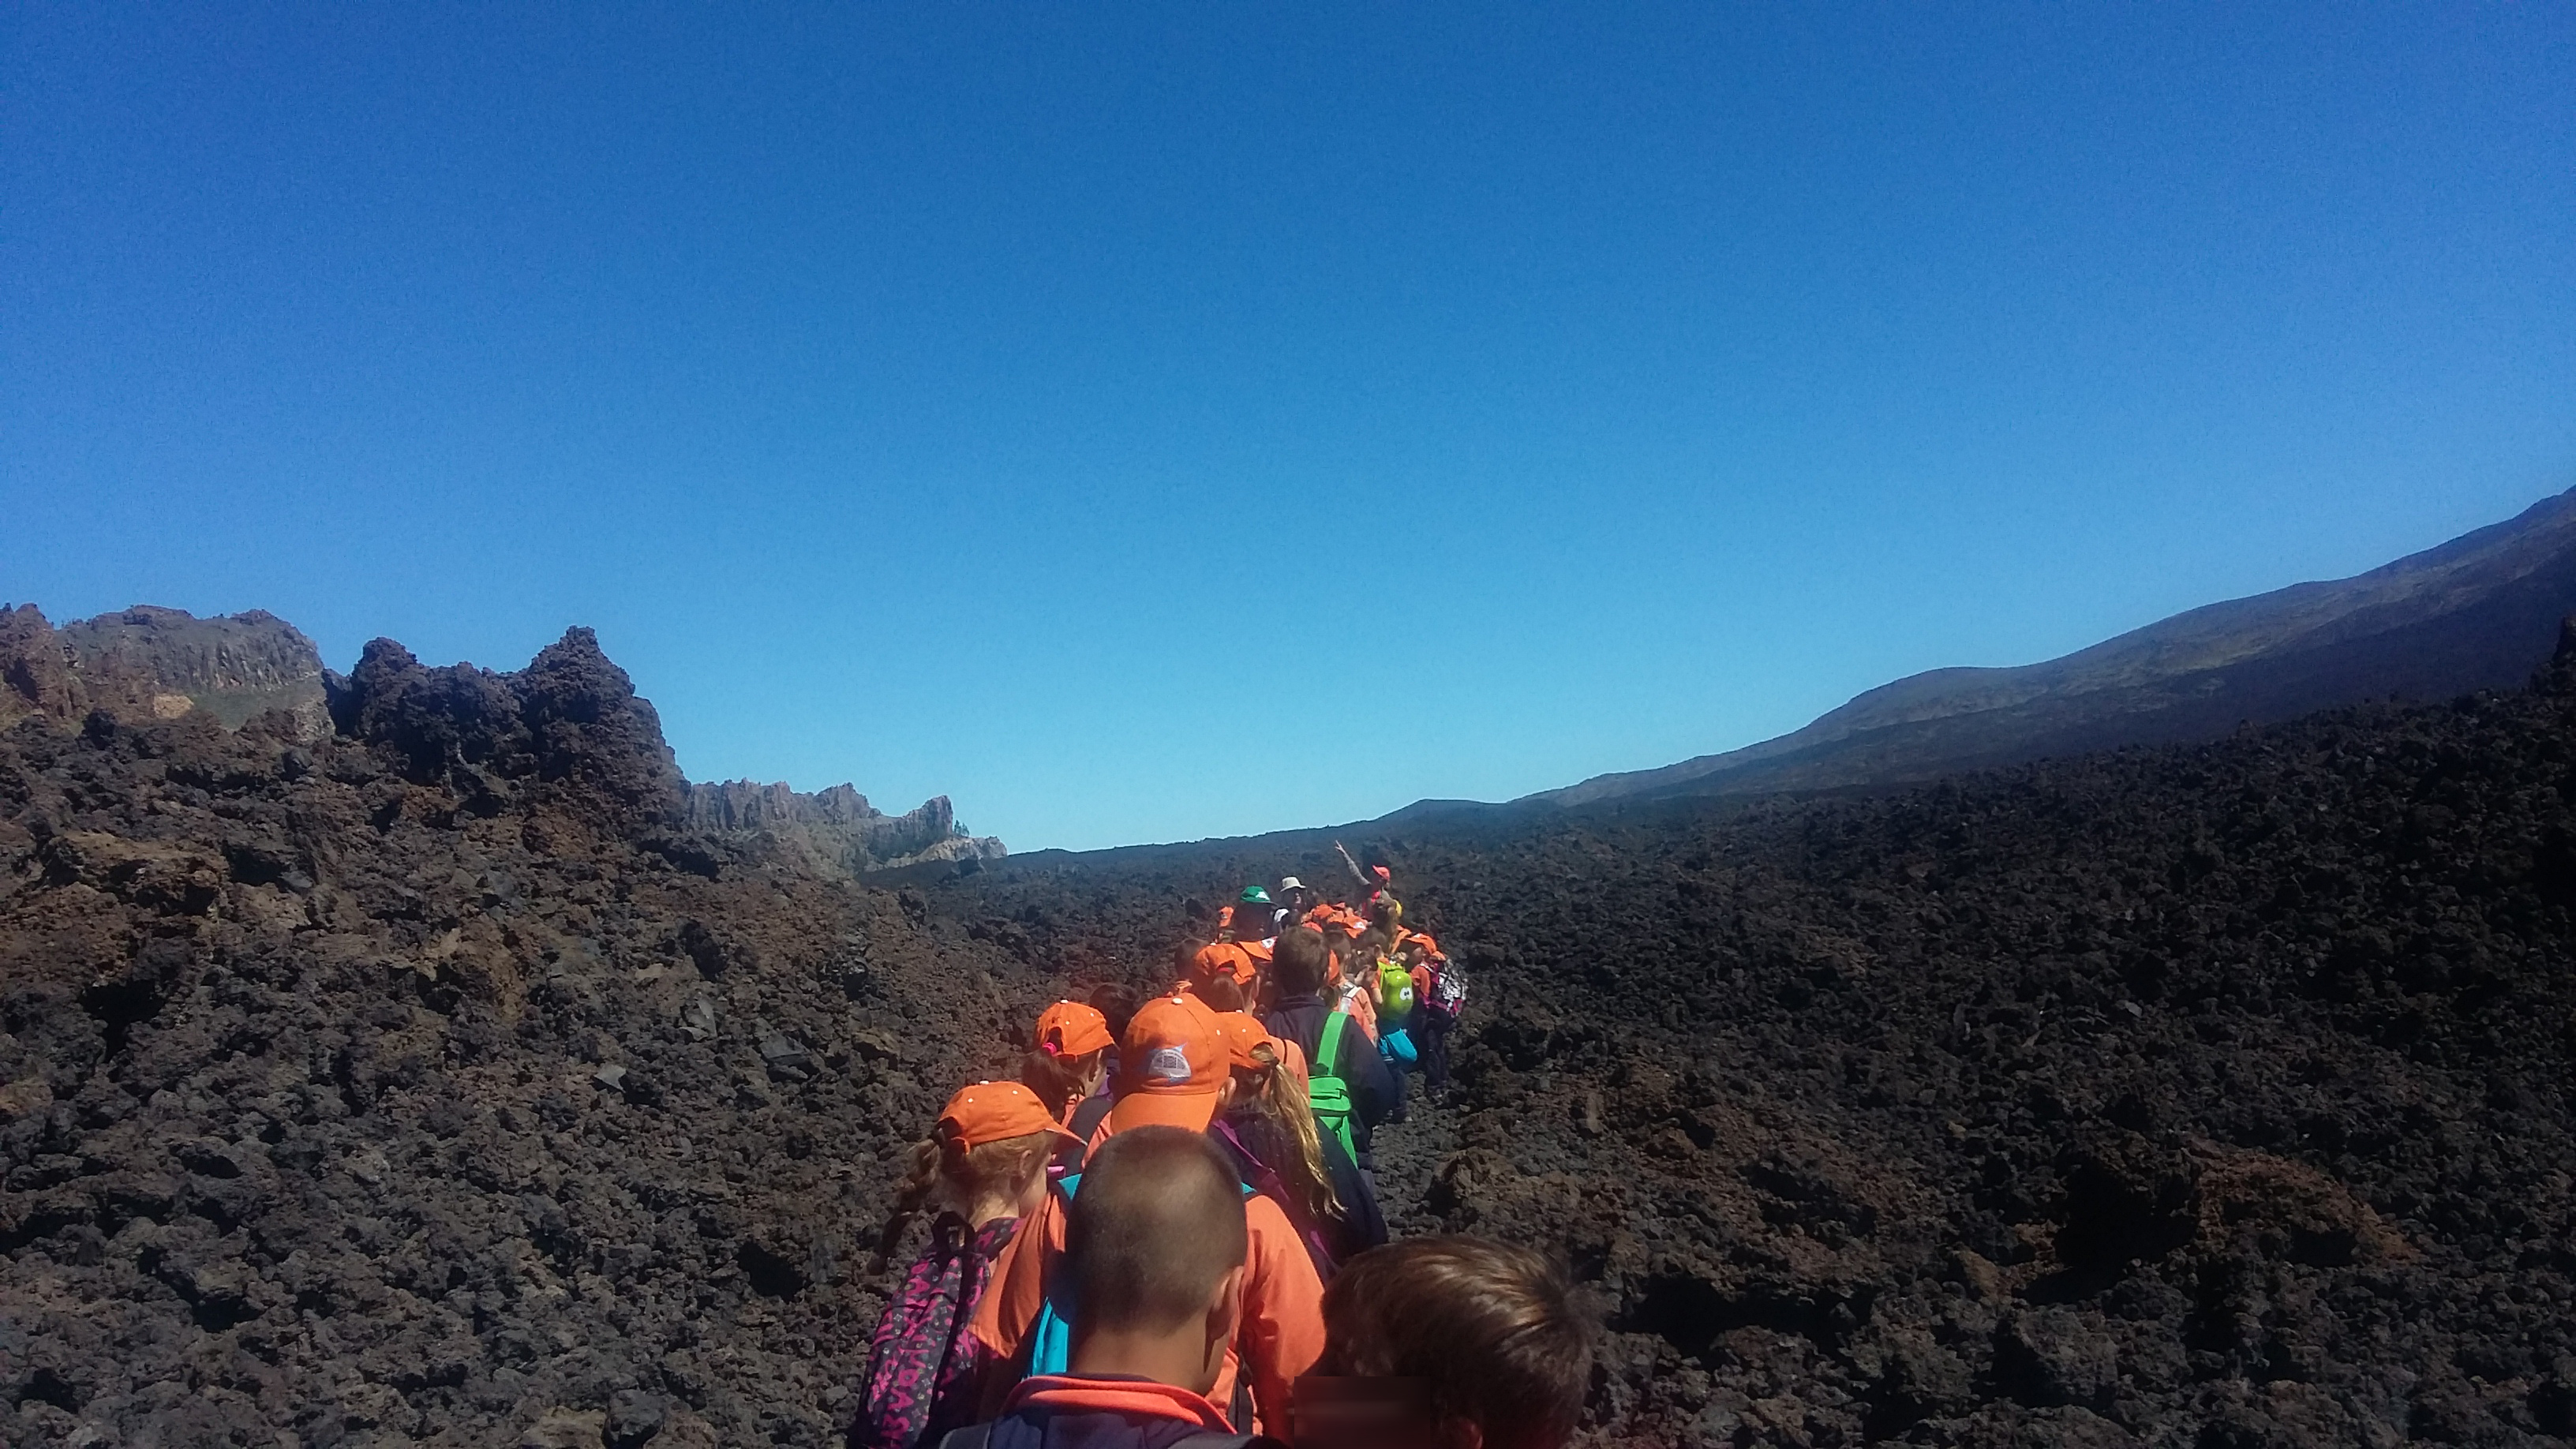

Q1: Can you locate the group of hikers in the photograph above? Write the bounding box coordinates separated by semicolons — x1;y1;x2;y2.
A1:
852;846;1595;1449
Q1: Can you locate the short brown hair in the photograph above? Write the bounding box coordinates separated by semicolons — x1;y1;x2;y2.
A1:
1316;1237;1597;1449
1066;1126;1248;1335
1272;926;1330;996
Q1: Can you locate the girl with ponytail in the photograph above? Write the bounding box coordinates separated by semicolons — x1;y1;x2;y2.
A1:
854;1083;1076;1449
1019;999;1115;1155
1211;1013;1390;1277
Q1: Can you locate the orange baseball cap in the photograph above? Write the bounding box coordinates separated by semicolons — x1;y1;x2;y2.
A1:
1034;1000;1113;1057
1213;1011;1274;1073
1371;864;1391;882
938;1081;1081;1150
1409;932;1441;958
1271;1034;1310;1091
1106;991;1228;1134
1193;940;1260;988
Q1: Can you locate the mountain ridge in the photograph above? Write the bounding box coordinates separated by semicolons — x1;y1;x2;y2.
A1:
1528;485;2576;809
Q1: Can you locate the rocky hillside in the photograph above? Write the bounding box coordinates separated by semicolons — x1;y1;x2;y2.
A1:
0;624;1052;1447
941;642;2576;1446
1542;485;2576;808
7;611;2575;1447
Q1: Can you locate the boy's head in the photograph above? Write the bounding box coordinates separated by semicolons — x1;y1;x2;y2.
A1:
1063;1125;1249;1395
1307;1237;1597;1449
1272;926;1330;997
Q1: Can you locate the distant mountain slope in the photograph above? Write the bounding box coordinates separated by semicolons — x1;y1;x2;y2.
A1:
1534;486;2576;807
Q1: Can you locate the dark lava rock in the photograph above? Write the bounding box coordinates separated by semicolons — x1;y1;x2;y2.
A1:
0;629;1058;1447
605;1386;666;1447
929;662;2576;1445
9;617;2576;1446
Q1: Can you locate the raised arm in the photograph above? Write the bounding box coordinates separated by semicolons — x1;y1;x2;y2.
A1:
1333;840;1372;889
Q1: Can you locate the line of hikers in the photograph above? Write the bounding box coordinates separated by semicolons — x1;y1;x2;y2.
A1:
853;852;1590;1449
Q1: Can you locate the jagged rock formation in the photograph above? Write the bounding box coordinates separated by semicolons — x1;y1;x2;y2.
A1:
0;623;1051;1447
680;781;1004;878
0;604;331;739
324;631;689;839
61;606;332;738
0;603;1000;872
1540;485;2576;808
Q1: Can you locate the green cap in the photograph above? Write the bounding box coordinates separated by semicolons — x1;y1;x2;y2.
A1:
1238;886;1273;905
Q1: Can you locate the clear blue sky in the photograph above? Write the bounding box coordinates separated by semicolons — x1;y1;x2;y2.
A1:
5;5;2570;850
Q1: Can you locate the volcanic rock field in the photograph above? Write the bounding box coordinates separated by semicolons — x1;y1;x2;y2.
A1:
5;620;2575;1447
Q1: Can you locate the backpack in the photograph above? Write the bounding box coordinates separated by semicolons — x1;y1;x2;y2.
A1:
856;1213;1017;1449
1425;958;1466;1020
1018;1173;1265;1432
1211;1118;1339;1279
938;1425;1256;1449
1375;958;1416;1019
1306;1011;1357;1161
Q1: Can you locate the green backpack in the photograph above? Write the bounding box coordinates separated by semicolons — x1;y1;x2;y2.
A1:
1376;958;1417;1019
1307;1010;1357;1159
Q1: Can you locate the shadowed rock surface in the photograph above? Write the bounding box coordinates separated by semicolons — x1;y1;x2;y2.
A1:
1541;485;2576;810
6;619;2576;1446
0;626;1052;1447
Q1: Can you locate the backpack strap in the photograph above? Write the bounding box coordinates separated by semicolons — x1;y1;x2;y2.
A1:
1316;1008;1350;1080
933;1425;994;1449
1166;1434;1256;1449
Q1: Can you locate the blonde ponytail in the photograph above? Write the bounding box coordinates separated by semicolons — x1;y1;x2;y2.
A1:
1252;1043;1343;1223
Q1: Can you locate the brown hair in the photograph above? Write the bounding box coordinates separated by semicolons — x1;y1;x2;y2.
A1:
1088;983;1142;1043
1316;1237;1597;1449
1193;973;1247;1013
1066;1125;1249;1335
1272;926;1330;997
1019;1046;1105;1124
872;1130;1052;1270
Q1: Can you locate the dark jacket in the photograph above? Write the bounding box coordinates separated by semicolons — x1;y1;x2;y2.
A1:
1260;994;1395;1146
1211;1106;1387;1274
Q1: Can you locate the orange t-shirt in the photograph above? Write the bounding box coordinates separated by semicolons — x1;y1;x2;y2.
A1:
968;1132;1325;1435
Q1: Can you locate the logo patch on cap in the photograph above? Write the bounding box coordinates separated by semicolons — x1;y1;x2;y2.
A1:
1145;1044;1193;1085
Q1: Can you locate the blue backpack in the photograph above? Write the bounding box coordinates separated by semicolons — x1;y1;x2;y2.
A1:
1024;1173;1261;1378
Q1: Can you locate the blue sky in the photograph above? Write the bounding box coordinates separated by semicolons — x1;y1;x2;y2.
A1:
5;5;2570;850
